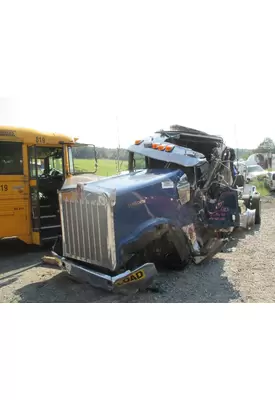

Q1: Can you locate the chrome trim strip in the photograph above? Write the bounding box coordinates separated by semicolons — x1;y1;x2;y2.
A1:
70;200;76;258
91;201;97;261
97;202;103;263
107;197;116;268
75;199;81;258
85;199;92;263
59;192;66;255
80;198;86;259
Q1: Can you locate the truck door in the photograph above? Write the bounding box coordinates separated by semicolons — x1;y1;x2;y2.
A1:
0;141;31;243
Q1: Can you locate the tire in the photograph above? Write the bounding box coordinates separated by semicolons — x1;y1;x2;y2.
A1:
163;253;189;270
241;193;261;225
242;194;251;209
251;195;261;225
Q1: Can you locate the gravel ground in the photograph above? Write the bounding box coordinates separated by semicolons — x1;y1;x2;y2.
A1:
1;196;275;303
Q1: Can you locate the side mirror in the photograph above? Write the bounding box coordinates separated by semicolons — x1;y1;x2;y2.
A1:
71;143;98;175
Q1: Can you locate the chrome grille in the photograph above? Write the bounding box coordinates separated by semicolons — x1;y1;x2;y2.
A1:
59;188;116;271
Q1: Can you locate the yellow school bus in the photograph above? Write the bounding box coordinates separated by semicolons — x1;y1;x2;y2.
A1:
0;126;97;245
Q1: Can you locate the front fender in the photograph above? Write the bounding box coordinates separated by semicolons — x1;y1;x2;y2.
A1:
118;217;177;248
117;217;192;264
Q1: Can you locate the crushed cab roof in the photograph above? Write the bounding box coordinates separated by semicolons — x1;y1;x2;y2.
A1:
128;125;225;167
128;133;207;167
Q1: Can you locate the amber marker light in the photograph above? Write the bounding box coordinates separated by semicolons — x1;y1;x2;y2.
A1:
165;144;175;152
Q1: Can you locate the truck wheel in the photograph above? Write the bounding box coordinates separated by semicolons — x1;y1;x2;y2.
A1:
251;195;261;225
241;194;251;209
242;194;261;225
163;253;189;270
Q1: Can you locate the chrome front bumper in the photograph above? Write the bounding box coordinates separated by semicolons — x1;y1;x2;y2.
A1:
51;252;157;292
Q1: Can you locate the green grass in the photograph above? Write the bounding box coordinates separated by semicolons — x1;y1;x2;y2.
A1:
74;158;128;177
250;178;270;196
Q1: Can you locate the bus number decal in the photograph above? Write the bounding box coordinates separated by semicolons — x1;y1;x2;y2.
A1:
0;184;8;192
36;136;46;144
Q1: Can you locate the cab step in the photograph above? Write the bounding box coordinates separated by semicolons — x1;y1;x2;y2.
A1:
40;225;61;230
41;235;59;242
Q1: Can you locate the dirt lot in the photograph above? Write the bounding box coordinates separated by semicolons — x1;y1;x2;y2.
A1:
1;196;275;303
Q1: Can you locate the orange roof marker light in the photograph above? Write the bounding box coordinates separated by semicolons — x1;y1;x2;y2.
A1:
133;140;175;152
158;144;166;151
165;144;175;152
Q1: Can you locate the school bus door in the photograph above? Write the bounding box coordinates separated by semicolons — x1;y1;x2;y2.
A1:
28;144;66;245
0;142;31;244
28;145;41;244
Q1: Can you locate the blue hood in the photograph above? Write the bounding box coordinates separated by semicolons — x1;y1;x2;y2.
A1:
85;168;197;267
86;169;183;195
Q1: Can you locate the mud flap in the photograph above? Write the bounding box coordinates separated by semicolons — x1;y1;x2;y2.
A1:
193;238;226;265
112;263;157;294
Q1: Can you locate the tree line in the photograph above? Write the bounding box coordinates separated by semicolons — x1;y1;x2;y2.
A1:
236;137;275;160
73;146;129;161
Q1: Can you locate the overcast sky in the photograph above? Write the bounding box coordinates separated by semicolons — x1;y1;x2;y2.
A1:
1;0;275;150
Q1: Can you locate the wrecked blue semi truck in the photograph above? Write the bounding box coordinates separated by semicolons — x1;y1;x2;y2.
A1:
51;126;261;291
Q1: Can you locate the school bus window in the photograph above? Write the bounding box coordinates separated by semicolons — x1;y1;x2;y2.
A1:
29;147;64;178
0;142;23;175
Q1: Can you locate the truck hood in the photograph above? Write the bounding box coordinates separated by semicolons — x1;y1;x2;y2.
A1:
84;169;182;195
